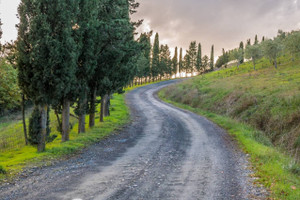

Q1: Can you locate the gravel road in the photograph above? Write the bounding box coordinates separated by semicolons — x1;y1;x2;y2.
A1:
0;80;266;200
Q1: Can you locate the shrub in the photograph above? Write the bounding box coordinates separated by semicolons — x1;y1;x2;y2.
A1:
0;165;6;174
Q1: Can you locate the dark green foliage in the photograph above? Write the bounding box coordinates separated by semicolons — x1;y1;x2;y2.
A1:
196;43;202;72
239;41;244;64
172;47;178;76
17;0;78;106
186;41;197;74
159;44;172;78
0;165;6;174
210;45;214;70
152;33;160;80
202;55;209;70
183;53;191;75
138;31;152;79
254;35;259;45
179;48;183;75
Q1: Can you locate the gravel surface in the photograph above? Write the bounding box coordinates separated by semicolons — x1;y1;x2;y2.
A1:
0;80;267;200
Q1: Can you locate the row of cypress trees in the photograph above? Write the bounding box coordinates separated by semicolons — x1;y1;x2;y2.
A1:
16;0;140;152
135;32;215;82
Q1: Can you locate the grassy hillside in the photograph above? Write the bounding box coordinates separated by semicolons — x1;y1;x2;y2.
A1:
159;55;300;199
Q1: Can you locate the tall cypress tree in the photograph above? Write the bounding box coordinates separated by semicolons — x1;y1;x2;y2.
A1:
138;31;152;82
179;48;183;77
152;33;160;81
160;44;172;78
187;41;197;76
75;0;99;133
239;41;244;64
172;47;178;77
18;0;79;146
196;43;202;72
210;45;214;71
93;0;139;122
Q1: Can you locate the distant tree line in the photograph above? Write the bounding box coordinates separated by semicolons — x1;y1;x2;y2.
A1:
135;33;215;83
216;31;300;70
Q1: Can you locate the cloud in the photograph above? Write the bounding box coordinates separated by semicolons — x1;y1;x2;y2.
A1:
132;0;300;57
0;0;20;43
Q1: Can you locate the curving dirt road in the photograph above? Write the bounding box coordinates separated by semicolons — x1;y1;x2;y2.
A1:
0;80;266;200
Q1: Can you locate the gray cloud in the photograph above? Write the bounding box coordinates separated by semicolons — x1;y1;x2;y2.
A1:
132;0;300;57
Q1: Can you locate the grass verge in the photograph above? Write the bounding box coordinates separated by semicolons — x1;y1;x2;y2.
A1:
0;80;165;183
159;90;300;200
0;92;130;182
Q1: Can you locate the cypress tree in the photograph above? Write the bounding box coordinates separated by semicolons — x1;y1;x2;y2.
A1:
187;41;197;76
210;45;214;71
183;53;191;77
254;35;259;45
196;43;202;73
94;0;139;122
17;0;48;152
138;31;152;82
172;47;178;77
152;33;160;81
179;48;183;77
17;0;79;147
239;41;244;64
75;0;99;133
160;44;172;79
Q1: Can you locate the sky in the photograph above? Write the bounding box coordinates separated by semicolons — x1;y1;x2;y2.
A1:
132;0;300;57
1;0;300;57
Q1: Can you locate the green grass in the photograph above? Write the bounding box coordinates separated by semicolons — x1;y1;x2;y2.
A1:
159;55;300;199
0;80;166;182
0;93;130;181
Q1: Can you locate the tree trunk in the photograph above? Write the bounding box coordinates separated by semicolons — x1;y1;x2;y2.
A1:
252;59;256;70
104;95;110;117
62;99;70;142
78;93;87;134
55;109;62;133
89;88;96;128
100;95;105;122
38;104;47;152
21;94;28;145
274;60;278;69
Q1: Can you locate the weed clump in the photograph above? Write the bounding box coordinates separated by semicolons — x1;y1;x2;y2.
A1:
0;165;6;174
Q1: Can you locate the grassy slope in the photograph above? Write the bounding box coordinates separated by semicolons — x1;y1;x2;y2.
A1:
0;92;130;182
159;56;300;199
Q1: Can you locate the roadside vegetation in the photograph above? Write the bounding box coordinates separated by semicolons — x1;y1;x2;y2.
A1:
159;30;300;199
